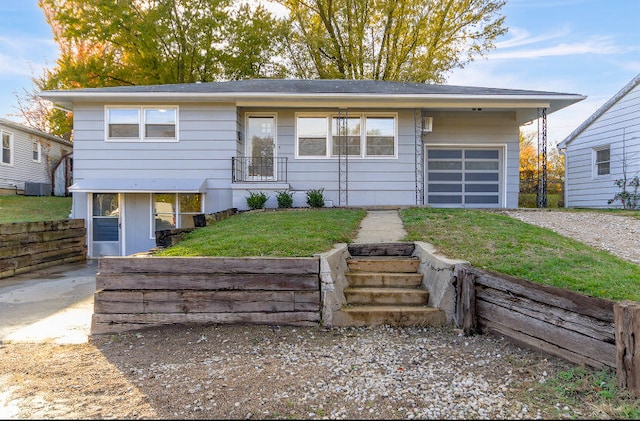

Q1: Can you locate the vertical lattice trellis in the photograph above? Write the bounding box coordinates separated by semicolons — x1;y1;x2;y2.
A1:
414;109;425;205
337;108;349;206
536;107;548;208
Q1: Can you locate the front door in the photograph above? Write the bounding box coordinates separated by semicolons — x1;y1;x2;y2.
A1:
91;193;121;256
246;115;276;180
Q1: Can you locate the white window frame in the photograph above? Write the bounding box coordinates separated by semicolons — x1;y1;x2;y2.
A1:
150;192;203;239
105;106;179;142
1;130;13;166
295;112;398;159
32;141;42;163
593;146;611;178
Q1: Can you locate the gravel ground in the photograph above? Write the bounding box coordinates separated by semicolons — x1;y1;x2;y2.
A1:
1;210;638;420
503;209;640;265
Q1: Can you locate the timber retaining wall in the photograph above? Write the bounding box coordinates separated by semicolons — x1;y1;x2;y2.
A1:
92;256;321;335
0;219;87;280
455;265;617;370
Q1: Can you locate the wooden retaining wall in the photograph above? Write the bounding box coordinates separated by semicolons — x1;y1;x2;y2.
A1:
455;265;616;370
0;219;87;279
92;256;321;335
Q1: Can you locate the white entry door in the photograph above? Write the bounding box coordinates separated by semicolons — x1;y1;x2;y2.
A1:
91;193;121;256
246;115;276;180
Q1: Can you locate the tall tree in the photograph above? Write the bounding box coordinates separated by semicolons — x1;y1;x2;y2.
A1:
277;0;507;82
38;0;288;88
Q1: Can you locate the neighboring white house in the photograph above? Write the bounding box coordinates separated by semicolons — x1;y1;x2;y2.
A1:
0;118;73;196
557;74;640;208
39;79;585;257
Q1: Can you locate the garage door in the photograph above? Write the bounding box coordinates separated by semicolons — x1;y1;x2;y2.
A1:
426;148;501;207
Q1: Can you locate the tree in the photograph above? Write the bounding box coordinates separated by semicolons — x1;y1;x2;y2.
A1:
38;0;288;87
519;131;565;196
276;0;507;82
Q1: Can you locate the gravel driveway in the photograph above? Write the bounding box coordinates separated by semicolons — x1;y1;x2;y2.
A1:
503;209;640;265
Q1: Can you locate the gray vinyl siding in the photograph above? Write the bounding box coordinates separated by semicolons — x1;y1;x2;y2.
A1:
72;102;237;212
564;84;640;208
239;108;519;208
0;122;72;192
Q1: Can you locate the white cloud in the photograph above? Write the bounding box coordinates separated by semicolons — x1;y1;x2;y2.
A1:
490;35;622;60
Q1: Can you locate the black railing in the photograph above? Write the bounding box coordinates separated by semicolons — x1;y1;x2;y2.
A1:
232;156;288;183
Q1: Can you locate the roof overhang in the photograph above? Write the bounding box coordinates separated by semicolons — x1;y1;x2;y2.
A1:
69;178;207;193
39;91;586;126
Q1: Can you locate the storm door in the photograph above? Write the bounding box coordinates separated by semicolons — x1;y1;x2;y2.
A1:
91;193;121;256
246;115;276;180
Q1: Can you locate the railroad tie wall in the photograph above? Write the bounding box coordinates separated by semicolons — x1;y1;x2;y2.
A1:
455;265;616;370
0;219;87;279
92;256;321;335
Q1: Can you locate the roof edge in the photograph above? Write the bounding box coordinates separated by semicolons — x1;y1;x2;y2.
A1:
558;73;640;150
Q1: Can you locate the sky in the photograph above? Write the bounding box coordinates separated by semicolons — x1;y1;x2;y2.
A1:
0;0;639;148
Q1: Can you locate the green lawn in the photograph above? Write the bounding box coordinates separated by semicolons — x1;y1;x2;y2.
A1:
0;195;72;223
400;207;640;302
156;208;366;257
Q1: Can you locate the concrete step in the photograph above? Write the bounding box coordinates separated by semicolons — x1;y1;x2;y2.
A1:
347;257;420;273
332;305;447;327
345;272;424;288
344;287;429;305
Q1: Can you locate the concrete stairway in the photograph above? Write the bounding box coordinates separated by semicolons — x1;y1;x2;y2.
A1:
334;243;447;327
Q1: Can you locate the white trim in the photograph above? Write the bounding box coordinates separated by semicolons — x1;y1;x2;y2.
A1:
592;145;611;179
104;105;179;142
32;141;42;163
294;112;399;160
1;129;14;166
245;113;278;180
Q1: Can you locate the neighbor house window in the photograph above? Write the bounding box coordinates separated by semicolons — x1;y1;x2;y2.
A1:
594;147;610;176
152;193;202;236
32;141;41;163
106;106;178;141
296;113;396;158
1;131;12;165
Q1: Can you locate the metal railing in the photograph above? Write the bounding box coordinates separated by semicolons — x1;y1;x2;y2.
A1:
231;156;288;183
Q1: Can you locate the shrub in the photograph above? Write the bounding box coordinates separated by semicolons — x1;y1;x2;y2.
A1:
306;188;325;208
276;190;294;208
608;176;640;209
246;191;269;210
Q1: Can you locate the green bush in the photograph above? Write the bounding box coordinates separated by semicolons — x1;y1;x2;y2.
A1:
306;188;325;208
276;190;294;208
246;191;269;209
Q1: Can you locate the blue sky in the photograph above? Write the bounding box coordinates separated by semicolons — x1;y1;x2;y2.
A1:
0;0;639;147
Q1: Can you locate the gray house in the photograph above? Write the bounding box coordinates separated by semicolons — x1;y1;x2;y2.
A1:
0;118;73;196
558;74;640;208
40;79;584;257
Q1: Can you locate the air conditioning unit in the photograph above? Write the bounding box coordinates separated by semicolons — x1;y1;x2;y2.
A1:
24;182;52;196
422;116;433;133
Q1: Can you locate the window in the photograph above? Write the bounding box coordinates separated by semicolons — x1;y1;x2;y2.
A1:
32;142;41;163
106;106;177;141
594;147;610;176
1;131;12;165
296;114;396;158
152;193;202;235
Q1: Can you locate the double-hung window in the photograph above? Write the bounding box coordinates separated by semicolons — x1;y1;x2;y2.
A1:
32;142;41;163
152;193;202;235
594;146;610;176
1;130;12;165
106;106;178;141
296;114;396;159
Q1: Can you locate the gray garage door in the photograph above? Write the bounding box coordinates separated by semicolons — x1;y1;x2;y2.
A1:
426;148;501;207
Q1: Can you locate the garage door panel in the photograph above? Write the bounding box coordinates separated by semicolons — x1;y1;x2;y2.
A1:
426;147;501;207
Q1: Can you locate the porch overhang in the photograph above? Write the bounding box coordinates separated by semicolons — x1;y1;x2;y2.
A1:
68;178;207;193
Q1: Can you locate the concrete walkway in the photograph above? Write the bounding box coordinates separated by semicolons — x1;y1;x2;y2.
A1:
353;209;407;243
